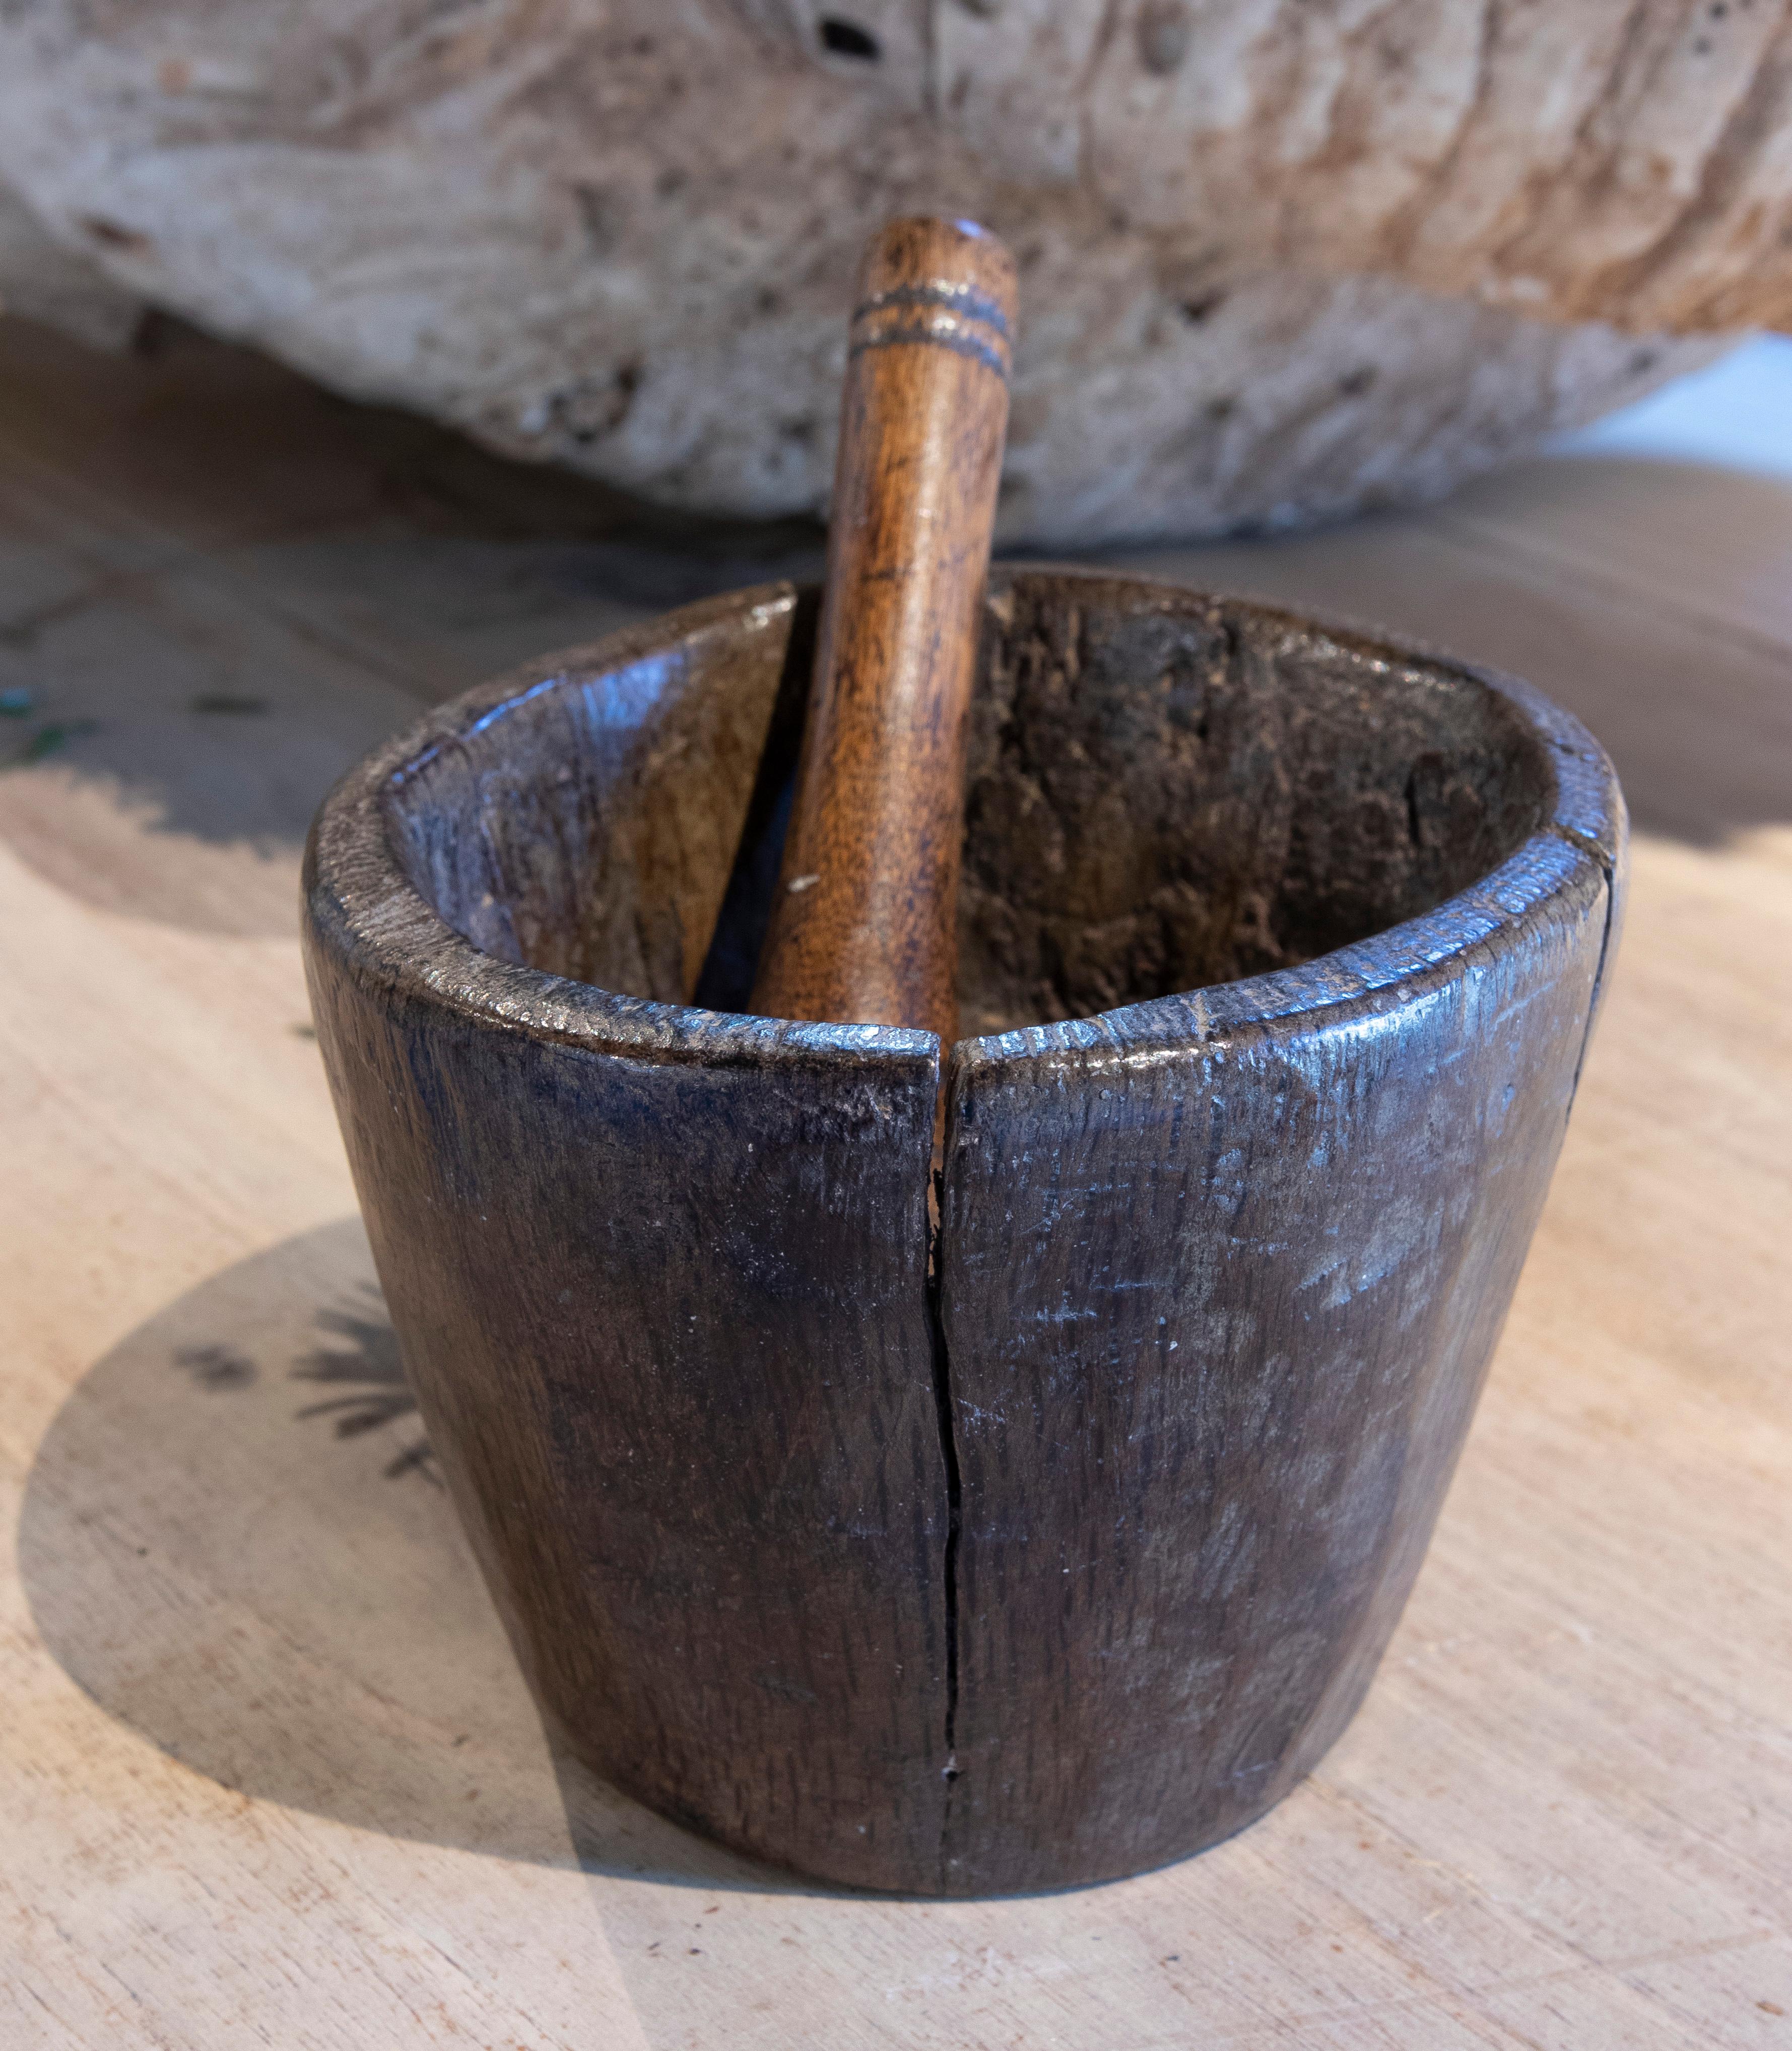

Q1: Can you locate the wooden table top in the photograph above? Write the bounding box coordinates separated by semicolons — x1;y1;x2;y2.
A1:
2;314;1787;2049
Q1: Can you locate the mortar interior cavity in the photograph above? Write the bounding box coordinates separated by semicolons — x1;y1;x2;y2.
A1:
382;574;1556;1038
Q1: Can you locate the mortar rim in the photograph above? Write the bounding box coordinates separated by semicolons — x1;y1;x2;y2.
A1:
301;568;1625;1076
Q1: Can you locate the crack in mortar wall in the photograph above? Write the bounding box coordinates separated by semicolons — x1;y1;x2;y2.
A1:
1551;820;1621;1112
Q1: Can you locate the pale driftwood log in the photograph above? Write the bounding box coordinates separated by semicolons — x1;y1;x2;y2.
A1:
0;0;1764;543
302;567;1621;1893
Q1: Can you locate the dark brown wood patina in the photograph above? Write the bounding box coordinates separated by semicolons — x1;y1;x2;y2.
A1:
303;568;1624;1895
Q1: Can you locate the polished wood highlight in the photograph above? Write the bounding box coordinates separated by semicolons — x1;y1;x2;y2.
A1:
749;217;1016;1042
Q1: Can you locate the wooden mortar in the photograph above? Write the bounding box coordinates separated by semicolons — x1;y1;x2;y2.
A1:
302;568;1624;1895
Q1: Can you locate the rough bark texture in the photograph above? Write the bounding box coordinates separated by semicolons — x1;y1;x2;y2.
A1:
0;0;1769;545
303;570;1623;1893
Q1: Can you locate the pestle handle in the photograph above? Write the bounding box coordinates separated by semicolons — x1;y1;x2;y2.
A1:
750;217;1018;1044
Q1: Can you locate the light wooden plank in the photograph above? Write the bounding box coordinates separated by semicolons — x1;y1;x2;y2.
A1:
1;311;1787;2047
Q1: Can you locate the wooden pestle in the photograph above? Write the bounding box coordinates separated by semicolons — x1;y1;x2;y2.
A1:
750;217;1017;1043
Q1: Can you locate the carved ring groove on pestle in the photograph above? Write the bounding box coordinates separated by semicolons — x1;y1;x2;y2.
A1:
848;285;1012;379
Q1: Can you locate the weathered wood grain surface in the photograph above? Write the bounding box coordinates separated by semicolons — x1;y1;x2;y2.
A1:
2;315;1789;2041
302;562;1615;1895
935;587;1621;1889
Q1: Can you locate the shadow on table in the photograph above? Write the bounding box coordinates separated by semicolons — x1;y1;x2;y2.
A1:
0;312;824;939
1112;453;1792;852
18;1217;821;1894
6;300;1786;943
